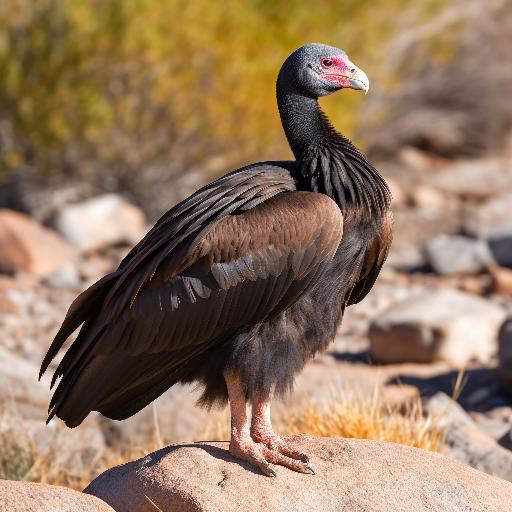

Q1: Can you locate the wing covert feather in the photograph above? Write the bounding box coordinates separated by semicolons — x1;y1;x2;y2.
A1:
101;190;343;355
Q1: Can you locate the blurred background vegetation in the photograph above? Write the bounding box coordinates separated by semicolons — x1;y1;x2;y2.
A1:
0;0;510;218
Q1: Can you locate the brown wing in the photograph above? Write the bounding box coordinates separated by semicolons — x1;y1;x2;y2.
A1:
41;166;343;426
40;164;297;377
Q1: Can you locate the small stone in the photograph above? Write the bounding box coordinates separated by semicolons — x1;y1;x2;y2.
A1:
0;209;76;277
429;158;512;201
464;191;512;239
425;393;512;481
44;263;81;289
0;345;55;418
423;234;494;275
381;384;420;410
54;194;147;252
0;276;22;314
386;240;426;272
490;265;512;296
399;146;432;171
410;185;447;211
369;289;506;365
458;274;491;295
78;255;115;282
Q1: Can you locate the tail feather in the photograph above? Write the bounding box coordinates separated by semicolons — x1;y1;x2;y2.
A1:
50;351;181;426
49;338;217;426
39;272;120;380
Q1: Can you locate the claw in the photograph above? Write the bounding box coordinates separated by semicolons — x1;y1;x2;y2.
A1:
266;467;277;478
300;453;310;464
305;465;315;475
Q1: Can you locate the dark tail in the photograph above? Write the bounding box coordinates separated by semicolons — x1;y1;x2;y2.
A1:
39;271;121;380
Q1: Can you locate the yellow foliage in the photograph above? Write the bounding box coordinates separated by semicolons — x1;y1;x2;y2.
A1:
0;0;446;182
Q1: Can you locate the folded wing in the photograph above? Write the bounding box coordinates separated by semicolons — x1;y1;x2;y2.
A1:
40;165;343;426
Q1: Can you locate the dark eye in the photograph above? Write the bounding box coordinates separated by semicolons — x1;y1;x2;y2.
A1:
321;59;333;67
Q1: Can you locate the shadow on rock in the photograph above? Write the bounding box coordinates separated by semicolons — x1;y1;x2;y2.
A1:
387;367;512;413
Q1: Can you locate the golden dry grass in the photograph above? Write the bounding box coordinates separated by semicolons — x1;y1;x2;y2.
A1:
200;386;446;453
285;388;445;452
0;384;445;490
0;425;140;491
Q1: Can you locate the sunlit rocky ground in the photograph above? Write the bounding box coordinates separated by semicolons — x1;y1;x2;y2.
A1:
2;150;512;501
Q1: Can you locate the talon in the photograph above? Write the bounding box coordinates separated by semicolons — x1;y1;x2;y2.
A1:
266;467;277;478
305;465;315;475
300;453;310;463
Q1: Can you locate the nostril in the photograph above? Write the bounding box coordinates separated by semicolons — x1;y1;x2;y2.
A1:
350;68;356;73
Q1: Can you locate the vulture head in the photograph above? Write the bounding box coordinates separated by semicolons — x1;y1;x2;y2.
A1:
278;43;369;98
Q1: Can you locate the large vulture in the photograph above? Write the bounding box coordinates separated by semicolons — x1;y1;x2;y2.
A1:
40;43;392;476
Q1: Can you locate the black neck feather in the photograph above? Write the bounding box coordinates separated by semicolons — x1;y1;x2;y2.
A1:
277;85;390;217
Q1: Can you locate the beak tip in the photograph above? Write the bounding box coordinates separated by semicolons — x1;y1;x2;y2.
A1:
348;78;370;94
348;64;369;95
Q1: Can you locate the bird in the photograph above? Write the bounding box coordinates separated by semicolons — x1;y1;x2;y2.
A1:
40;43;392;477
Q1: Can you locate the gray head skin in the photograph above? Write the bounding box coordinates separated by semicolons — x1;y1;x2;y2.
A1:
277;43;369;98
276;43;369;159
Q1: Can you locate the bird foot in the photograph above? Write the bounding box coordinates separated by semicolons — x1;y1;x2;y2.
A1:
229;433;314;477
251;430;312;464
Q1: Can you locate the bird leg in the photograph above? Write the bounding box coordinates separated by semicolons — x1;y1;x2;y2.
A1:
250;393;312;468
224;371;313;477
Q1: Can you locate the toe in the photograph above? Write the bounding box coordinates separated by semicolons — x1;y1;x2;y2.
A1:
229;434;314;476
253;432;310;463
229;440;276;478
262;446;313;475
275;443;310;463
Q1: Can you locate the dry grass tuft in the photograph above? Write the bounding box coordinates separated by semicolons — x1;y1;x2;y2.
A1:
0;384;445;490
0;407;154;491
198;385;446;453
0;426;141;491
285;387;445;452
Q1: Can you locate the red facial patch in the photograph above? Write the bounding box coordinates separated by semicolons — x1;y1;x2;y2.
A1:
320;55;353;88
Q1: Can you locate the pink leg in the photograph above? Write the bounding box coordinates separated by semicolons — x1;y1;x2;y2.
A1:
251;393;312;466
225;372;314;477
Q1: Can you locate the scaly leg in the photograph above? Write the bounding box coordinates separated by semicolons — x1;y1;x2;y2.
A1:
251;392;312;467
225;371;314;477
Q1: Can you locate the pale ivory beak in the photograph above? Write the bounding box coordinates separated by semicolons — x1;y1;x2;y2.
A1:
347;65;370;95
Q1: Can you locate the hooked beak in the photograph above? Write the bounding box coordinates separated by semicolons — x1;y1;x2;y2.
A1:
347;66;369;95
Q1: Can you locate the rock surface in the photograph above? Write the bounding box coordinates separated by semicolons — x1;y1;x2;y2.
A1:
84;437;512;512
410;184;448;211
464;192;512;239
369;289;506;365
428;158;512;201
0;479;114;512
0;209;75;277
490;265;512;295
426;393;512;481
424;234;494;275
54;194;146;252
